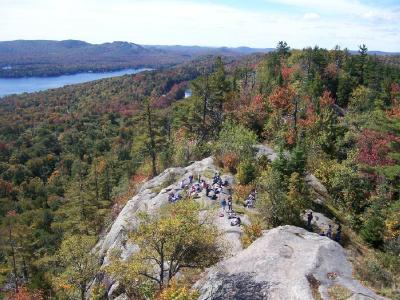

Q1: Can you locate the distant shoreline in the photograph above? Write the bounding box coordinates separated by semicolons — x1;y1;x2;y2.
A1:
0;65;155;79
0;68;152;98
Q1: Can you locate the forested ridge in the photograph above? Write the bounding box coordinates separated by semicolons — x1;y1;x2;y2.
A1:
1;43;400;299
0;40;267;78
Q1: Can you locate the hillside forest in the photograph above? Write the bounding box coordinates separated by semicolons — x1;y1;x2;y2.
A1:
0;42;400;299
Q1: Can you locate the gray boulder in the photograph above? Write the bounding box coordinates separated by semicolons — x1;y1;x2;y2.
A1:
195;226;385;300
302;209;337;235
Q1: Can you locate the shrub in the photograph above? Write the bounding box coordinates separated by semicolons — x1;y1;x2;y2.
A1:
327;285;353;300
385;200;400;241
256;168;308;227
360;215;385;248
215;120;258;162
232;184;255;205
241;222;263;248
221;152;239;173
236;160;257;185
354;257;394;289
157;281;199;300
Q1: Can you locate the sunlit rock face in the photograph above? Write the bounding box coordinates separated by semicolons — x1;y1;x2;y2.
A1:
195;226;386;300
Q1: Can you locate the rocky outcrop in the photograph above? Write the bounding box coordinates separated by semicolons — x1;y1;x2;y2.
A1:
96;157;246;267
306;174;329;199
302;209;337;235
195;226;385;300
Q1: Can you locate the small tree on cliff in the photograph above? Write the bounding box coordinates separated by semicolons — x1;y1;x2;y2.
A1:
52;235;99;300
105;200;223;297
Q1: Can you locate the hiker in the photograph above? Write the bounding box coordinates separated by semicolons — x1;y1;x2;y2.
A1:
307;211;313;229
168;192;178;203
194;183;201;192
205;183;211;197
244;196;254;208
221;198;227;211
335;224;342;243
180;180;185;189
189;174;194;184
227;196;233;211
215;184;222;194
227;211;237;219
326;225;332;238
231;216;241;226
201;179;207;189
213;172;221;185
320;231;325;236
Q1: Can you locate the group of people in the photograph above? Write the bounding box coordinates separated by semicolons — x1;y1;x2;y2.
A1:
171;172;229;201
320;224;342;243
169;172;243;226
307;211;342;243
221;196;241;226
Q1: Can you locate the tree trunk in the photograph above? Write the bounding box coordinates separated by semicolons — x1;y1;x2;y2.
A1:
201;72;209;141
146;101;157;177
80;285;85;300
8;224;18;293
93;159;99;202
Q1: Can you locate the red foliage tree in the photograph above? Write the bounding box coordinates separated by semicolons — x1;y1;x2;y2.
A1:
268;86;294;111
319;90;335;107
7;287;44;300
357;129;400;167
281;66;295;82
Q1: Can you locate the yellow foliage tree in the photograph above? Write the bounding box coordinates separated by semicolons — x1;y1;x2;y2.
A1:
105;200;224;297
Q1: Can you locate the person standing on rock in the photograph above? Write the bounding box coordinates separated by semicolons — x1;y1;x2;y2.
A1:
189;174;194;184
307;211;313;230
327;225;332;238
335;224;342;243
227;196;233;211
221;198;227;212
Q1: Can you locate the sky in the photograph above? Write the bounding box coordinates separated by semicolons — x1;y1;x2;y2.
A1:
0;0;399;51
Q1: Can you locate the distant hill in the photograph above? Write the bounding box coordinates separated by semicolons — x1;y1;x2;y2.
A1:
0;40;272;77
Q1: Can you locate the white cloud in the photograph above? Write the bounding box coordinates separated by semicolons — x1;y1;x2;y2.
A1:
302;12;320;21
0;0;399;51
265;0;399;20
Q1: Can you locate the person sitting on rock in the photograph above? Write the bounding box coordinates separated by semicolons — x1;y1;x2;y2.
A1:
194;183;201;193
168;192;179;203
244;196;254;208
180;180;185;189
215;185;222;194
201;179;207;189
213;172;221;185
189;174;194;184
227;211;237;219
231;216;241;226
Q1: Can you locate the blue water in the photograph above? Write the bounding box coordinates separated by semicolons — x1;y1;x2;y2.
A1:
0;68;151;98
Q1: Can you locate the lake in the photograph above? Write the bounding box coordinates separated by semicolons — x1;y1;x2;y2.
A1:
0;68;151;98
